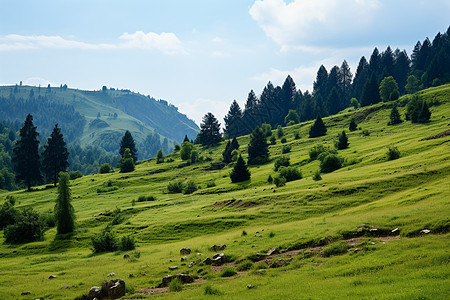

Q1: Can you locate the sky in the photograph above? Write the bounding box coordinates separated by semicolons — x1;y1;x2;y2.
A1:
0;0;449;125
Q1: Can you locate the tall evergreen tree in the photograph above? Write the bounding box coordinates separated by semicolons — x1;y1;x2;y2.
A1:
313;65;329;100
119;130;137;162
247;126;269;165
197;112;222;146
369;47;382;78
417;101;431;123
336;130;349;150
224;100;243;138
242;90;260;133
327;87;341;115
389;104;402;125
309;115;327;138
339;60;353;105
119;148;135;173
54;172;75;234
183;135;190;143
393;49;411;94
381;46;395;76
230;155;251;183
361;73;381;106
349;118;358;131
13;114;42;191
279;75;296;124
42;124;69;186
352;56;370;100
259;82;278;126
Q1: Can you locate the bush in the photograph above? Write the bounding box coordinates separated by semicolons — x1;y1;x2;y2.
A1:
278;166;302;182
274;156;290;171
69;170;83;180
280;137;287;143
169;278;183;292
204;285;222;295
220;266;237;277
294;131;300;140
137;195;156;202
273;176;286;187
0;201;17;229
156;149;164;164
167;180;184;193
335;131;349;150
41;209;56;228
174;144;181;151
387;145;400;160
119;148;135;173
267;175;273;184
4;208;44;243
183;180;198;194
323;242;349;257
361;129;370;136
190;150;199;163
261;123;272;137
119;235;135;251
282;144;291;153
320;154;342;173
309;144;327;160
270;135;276;145
180;142;194;160
312;170;322;181
276;125;284;138
349;118;357;131
98;163;113;174
206;180;216;188
237;260;254;271
91;228;118;253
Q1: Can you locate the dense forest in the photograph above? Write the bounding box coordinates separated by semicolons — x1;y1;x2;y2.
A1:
224;27;450;138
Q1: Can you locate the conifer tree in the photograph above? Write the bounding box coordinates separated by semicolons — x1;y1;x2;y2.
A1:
389;104;402;125
183;135;190;143
231;137;239;150
197;112;222;146
309;115;327;138
361;73;381;106
54;172;75;234
230;155;251;183
119;148;135;173
156;149;164;164
336;130;349;150
224;100;243;138
42;124;69;186
119;131;137;162
247;126;269;165
13;114;42;191
222;141;233;164
349;118;357;131
417;101;431;123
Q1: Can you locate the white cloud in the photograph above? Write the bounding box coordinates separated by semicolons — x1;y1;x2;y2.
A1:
249;0;381;50
211;50;230;58
0;31;186;54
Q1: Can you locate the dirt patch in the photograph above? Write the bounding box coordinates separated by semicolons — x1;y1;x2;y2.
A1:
376;236;400;243
136;287;168;295
210;199;258;208
420;129;450;141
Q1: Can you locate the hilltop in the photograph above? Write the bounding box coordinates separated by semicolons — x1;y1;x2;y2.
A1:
0;85;449;299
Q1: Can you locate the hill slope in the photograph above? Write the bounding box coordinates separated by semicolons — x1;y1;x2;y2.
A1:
0;85;199;159
0;85;449;299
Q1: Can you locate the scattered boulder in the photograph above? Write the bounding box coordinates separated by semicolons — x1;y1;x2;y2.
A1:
202;257;212;265
107;272;116;277
188;262;195;268
247;284;254;289
21;292;31;296
212;253;227;266
168;266;178;271
247;253;267;262
88;286;101;299
123;253;130;259
181;256;188;262
391;228;399;234
210;244;227;251
101;279;126;299
48;275;57;279
267;247;280;256
62;285;71;289
420;229;431;234
160;274;194;287
180;248;191;255
129;273;135;278
270;259;289;268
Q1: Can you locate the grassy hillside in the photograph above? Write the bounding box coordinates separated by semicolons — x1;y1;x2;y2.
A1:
0;85;199;157
0;85;449;299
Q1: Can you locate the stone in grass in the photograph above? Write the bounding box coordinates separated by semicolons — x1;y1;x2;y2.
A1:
169;266;178;271
160;274;194;287
101;279;126;299
202;257;212;265
180;248;191;255
212;253;227;266
420;229;431;234
123;253;130;259
181;256;188;262
270;259;289;268
48;275;57;279
107;272;116;277
267;247;280;256
210;244;227;251
21;292;31;296
89;286;101;298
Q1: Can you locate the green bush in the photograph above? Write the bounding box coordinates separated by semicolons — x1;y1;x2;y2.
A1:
41;209;56;228
320;154;342;173
180;142;194;160
387;145;400;160
206;180;216;188
237;260;254;271
270;135;276;145
183;180;198;194
204;285;222;295
267;175;273;184
277;125;284;138
220;266;237;277
98;163;113;174
294;131;300;139
91;228;118;253
0;201;17;229
119;235;135;251
323;242;349;257
280;137;287;144
169;278;183;292
69;170;83;180
137;195;156;202
274;156;290;171
273;176;286;187
4;208;44;244
309;144;327;160
312;170;322;181
167;180;184;193
278;166;302;182
281;144;291;154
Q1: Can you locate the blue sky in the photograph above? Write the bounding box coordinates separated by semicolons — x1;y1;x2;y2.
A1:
0;0;449;124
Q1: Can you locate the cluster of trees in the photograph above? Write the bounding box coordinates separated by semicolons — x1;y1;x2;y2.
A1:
223;27;450;139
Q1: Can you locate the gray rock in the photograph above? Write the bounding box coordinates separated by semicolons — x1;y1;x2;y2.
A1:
202;257;212;265
420;229;431;234
123;253;130;259
107;272;116;277
48;275;57;279
391;227;399;233
101;279;126;299
180;248;191;255
210;244;226;251
181;256;188;261
270;259;289;268
161;274;194;287
212;253;227;266
21;292;31;296
247;284;254;289
169;266;178;271
267;247;280;256
88;286;101;298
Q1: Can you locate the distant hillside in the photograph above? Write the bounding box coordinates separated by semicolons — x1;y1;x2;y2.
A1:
0;85;199;160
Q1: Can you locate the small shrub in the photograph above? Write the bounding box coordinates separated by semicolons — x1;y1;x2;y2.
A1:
294;131;300;140
267;175;273;184
269;231;275;238
274;156;290;171
312;170;322;181
362;129;370;136
220;266;237;277
270;136;276;145
119;235;135;251
387;145;400;160
99;163;113;174
183;180;198;194
91;228;118;253
237;260;254;271
320;154;342;173
309;144;327;161
69;170;83;180
206;180;216;188
261;123;272;137
174;144;181;151
277;125;284;138
273;176;286;187
281;144;291;153
169;278;183;292
167;180;184;193
137;195;156;202
41;209;56;228
0;201;17;229
190;150;199;163
4;208;44;243
241;230;247;236
323;242;349;257
280;137;287;144
278;166;302;182
204;285;222;295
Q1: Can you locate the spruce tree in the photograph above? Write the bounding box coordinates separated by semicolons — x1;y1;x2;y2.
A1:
42;124;69;186
119;131;137;162
231;137;239;150
13;114;42;191
224;100;243;138
197;112;222;146
54;172;75;234
417;101;431;123
309;115;327;138
336;131;349;150
222;141;233;164
247;126;269;165
389;104;402;125
183;135;190;143
230;155;251;183
349;118;358;131
119;148;135;173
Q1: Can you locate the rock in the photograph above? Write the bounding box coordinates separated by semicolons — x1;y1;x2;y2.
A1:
420;229;431;234
267;247;280;256
88;286;101;299
181;256;188;262
371;242;376;245
161;274;194;287
188;262;195;268
101;279;126;299
123;253;130;259
212;253;226;266
129;273;135;278
210;244;227;251
21;292;31;296
139;272;147;276
62;285;71;289
180;248;191;255
202;257;212;265
107;272;116;277
247;253;267;262
247;284;254;289
169;266;178;271
270;259;289;268
48;275;57;279
391;227;399;234
252;245;259;248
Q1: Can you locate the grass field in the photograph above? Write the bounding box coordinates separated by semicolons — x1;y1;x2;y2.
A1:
0;85;449;299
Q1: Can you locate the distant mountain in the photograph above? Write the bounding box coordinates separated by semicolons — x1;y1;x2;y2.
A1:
0;85;199;160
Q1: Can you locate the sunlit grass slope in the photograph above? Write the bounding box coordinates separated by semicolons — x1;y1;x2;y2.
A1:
0;85;449;299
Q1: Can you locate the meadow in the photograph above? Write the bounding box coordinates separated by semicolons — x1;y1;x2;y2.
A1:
0;85;449;299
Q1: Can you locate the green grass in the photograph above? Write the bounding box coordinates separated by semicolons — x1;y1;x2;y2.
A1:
0;85;449;299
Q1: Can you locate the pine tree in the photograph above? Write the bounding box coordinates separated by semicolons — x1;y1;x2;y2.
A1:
156;149;164;164
222;141;233;164
54;172;75;234
336;131;349;150
197;112;222;146
119;131;137;162
119;148;135;173
349;118;358;131
247;126;269;165
13;114;42;191
42;124;69;186
230;155;251;183
224;100;243;138
231;137;239;150
183;135;190;143
309;115;327;138
389;104;402;125
417;101;431;123
361;73;381;107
